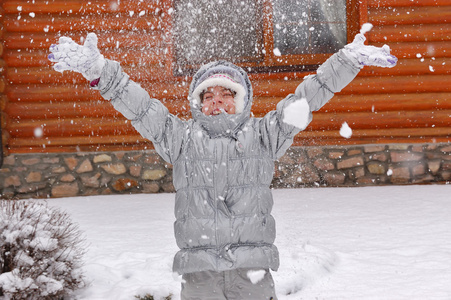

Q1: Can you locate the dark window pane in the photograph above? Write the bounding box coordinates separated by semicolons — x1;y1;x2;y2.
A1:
174;0;263;65
273;0;347;55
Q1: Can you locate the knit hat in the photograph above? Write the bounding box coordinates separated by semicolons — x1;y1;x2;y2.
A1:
192;73;246;114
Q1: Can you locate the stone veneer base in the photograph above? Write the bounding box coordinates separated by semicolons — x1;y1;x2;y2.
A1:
1;143;450;199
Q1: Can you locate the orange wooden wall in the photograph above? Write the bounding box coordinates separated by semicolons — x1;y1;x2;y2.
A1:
0;0;450;154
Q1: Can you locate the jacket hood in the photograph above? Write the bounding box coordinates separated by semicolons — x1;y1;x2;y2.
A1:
188;61;253;139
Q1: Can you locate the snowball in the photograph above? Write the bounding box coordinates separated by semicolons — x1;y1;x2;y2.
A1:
273;48;281;56
247;269;266;284
429;65;435;72
29;12;36;18
283;98;310;130
360;23;373;35
339;122;352;139
34;127;43;138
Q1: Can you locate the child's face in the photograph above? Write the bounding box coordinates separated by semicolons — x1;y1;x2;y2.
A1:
201;86;236;115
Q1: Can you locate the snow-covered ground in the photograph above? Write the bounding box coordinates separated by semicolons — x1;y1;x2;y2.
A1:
47;185;451;300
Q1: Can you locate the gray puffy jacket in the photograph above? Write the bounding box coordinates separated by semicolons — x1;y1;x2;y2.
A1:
94;50;360;274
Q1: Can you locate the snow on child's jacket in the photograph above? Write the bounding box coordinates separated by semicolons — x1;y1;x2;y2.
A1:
92;52;360;275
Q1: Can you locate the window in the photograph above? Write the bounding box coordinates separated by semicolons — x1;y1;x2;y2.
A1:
173;0;263;66
173;0;357;74
273;0;347;55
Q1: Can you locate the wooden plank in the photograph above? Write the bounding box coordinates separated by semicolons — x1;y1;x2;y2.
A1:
3;14;163;33
0;78;5;94
368;0;451;7
5;100;191;120
7;134;151;148
373;41;451;59
6;126;450;152
293;137;451;147
359;57;451;76
6;141;155;154
5;65;170;84
9;48;449;80
5;101;121;119
322;93;451;112
6;118;137;138
7;108;451;139
2;0;169;14
252;92;451;115
5;84;99;102
3;49;50;67
5;73;451;104
252;75;451;97
7;92;450;123
5;83;189;103
3;31;164;50
293;127;451;146
368;24;451;43
369;6;451;25
303;110;451;131
297;127;451;140
341;75;451;94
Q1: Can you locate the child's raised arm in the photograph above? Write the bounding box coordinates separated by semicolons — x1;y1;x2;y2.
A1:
48;33;187;164
286;24;397;124
259;25;397;158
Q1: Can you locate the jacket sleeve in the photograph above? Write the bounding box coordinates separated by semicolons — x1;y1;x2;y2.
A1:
92;59;186;164
259;49;361;160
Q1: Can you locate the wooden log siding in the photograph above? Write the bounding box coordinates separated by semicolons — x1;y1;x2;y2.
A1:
0;0;450;154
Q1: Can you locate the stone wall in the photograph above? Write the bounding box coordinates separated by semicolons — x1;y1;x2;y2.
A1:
1;143;450;199
272;143;451;188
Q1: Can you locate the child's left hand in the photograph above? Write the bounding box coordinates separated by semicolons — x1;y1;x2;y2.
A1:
344;24;398;68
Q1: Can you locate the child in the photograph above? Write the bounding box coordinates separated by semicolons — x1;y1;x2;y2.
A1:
49;26;396;299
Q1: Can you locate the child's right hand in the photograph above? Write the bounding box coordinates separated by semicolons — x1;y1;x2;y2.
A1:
48;33;105;81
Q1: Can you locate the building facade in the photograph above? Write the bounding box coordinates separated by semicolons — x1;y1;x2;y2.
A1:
1;0;450;199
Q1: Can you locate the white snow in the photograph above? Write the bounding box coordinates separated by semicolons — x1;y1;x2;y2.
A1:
360;23;373;35
247;269;266;284
339;122;352;138
283;98;310;130
46;185;451;299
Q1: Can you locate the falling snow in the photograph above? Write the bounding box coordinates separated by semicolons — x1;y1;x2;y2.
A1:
339;122;352;139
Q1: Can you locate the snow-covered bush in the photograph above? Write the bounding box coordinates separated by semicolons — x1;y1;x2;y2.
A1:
0;200;86;299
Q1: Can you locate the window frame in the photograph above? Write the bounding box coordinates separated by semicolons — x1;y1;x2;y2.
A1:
170;0;361;75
